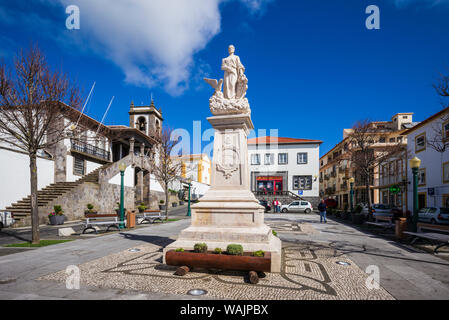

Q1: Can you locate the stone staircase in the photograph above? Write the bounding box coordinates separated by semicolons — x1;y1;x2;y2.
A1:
6;165;109;225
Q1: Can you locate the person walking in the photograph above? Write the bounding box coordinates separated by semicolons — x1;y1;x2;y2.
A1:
318;199;327;223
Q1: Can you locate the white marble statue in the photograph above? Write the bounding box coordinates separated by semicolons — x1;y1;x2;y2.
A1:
204;45;250;115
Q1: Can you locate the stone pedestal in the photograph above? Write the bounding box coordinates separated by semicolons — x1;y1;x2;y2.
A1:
164;114;282;272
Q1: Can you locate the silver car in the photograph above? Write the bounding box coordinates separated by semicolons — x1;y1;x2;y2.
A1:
418;207;449;225
360;203;393;218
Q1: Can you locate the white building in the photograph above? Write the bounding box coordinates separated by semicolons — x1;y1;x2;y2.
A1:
248;136;322;205
403;106;449;211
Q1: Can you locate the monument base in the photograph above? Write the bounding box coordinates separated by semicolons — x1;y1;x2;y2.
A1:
163;192;282;272
164;112;281;273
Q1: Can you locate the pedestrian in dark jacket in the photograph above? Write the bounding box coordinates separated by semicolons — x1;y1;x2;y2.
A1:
318;199;327;223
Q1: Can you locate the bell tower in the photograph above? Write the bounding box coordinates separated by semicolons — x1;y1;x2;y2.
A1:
129;99;163;136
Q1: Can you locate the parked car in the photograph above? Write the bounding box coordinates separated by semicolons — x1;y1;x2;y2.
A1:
281;201;313;213
418;207;449;225
0;211;15;231
360;203;393;218
259;200;272;213
324;198;338;208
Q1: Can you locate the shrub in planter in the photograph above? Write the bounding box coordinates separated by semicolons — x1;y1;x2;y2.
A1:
138;203;147;213
253;250;265;257
272;230;278;237
172;202;178;207
226;244;243;256
194;243;208;253
179;201;184;206
48;205;65;225
175;248;185;252
159;200;166;210
84;203;97;215
213;248;222;254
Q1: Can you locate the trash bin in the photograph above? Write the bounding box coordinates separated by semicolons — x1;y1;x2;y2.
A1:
127;211;136;229
395;217;407;240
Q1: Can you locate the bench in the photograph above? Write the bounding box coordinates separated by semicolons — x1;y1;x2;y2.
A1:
403;231;449;253
417;223;449;234
364;215;394;230
137;210;163;225
82;214;123;234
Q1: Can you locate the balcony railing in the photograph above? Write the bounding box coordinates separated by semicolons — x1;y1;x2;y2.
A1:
330;171;337;178
340;183;348;191
71;139;110;161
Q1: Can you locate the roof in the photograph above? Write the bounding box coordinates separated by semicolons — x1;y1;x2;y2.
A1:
107;126;159;145
402;106;449;135
247;136;323;145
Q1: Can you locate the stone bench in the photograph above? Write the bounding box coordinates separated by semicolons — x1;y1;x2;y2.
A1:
137;210;163;225
82;214;122;234
403;231;449;253
364;215;394;229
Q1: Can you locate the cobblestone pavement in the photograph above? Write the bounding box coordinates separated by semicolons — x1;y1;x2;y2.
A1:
39;228;393;300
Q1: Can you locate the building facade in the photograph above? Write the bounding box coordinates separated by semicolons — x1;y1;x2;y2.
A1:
248;136;322;206
402;106;449;211
319;113;416;212
0;100;164;226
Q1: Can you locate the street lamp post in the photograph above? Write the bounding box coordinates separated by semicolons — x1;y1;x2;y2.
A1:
184;176;192;217
118;162;127;229
409;157;421;232
349;177;355;213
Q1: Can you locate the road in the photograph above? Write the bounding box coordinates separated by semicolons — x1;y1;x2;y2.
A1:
0;211;448;300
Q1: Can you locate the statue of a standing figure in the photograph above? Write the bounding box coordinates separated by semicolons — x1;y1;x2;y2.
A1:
222;45;246;100
204;45;250;115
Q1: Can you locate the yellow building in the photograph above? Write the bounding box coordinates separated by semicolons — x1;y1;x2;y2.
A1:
176;154;212;185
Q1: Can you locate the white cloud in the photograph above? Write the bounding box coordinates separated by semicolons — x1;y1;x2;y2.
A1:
50;0;272;96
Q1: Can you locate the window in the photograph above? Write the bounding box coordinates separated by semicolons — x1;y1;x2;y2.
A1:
379;137;386;143
389;138;395;143
264;153;274;165
278;153;288;165
74;157;85;176
397;137;403;143
418;168;426;186
415;133;426;153
403;116;408;119
297;153;308;164
251;154;260;165
293;176;312;190
443;121;449;141
443;162;449;184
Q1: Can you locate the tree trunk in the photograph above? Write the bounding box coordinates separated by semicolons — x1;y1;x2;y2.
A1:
30;152;40;244
366;179;373;222
165;185;169;221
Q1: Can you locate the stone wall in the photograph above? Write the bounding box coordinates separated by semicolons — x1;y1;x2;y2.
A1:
29;182;135;226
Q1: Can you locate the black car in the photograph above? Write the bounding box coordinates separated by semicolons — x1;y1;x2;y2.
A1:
259;200;272;213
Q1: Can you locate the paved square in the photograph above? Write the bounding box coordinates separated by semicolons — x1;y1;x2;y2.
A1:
39;240;394;300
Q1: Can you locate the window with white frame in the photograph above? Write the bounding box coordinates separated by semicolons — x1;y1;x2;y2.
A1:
415;133;426;153
297;153;308;164
251;154;260;165
418;168;426;186
264;153;274;165
293;176;312;190
278;153;288;165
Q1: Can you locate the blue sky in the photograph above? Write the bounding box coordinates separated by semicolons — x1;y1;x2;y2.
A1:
0;0;448;157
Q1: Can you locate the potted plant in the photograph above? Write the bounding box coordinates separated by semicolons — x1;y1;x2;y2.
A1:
172;202;178;208
115;202;127;215
84;203;97;216
166;243;272;273
48;205;65;225
137;202;147;213
159;200;166;210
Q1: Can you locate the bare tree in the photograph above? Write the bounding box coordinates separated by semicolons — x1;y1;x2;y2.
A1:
152;127;183;221
0;46;81;244
428;70;449;154
343;120;406;219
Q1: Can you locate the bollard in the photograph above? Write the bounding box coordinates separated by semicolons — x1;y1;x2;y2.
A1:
395;217;407;240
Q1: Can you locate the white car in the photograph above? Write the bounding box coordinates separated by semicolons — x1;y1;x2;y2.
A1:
418;207;449;225
281;201;313;213
0;211;15;231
